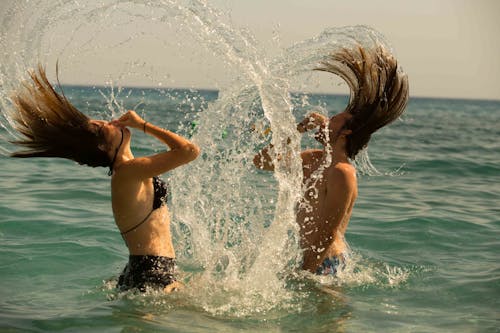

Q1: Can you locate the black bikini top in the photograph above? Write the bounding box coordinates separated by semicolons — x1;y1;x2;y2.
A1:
120;176;169;236
152;176;168;210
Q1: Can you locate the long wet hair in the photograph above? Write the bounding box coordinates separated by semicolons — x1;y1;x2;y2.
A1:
9;65;111;167
315;43;409;159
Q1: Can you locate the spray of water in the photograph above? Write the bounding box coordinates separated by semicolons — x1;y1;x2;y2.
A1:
0;0;408;316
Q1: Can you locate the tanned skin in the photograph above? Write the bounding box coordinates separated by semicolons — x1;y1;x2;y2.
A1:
253;112;357;273
91;111;200;291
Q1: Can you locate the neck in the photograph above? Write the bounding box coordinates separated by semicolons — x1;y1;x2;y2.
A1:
114;147;134;168
326;136;350;164
109;144;134;176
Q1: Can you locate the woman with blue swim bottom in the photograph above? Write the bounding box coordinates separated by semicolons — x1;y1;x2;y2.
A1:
8;65;200;292
253;44;409;275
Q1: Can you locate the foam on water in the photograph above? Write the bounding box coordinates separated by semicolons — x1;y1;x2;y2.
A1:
0;0;409;317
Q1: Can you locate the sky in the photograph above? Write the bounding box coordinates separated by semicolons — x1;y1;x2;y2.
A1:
1;0;499;100
212;0;500;100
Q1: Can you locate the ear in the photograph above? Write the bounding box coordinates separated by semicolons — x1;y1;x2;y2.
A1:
97;142;109;153
341;129;352;137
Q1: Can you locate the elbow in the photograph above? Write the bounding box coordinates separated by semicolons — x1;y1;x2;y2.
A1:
180;142;200;163
252;153;274;171
253;153;267;170
252;154;261;169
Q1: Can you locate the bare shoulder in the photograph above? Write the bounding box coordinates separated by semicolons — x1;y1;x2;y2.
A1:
301;149;324;165
334;162;356;176
330;162;357;192
113;155;165;181
112;158;146;181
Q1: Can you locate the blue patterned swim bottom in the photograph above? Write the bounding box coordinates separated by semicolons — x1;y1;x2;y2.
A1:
315;254;346;276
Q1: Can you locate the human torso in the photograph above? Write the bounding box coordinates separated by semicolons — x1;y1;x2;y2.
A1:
111;174;175;257
297;150;357;259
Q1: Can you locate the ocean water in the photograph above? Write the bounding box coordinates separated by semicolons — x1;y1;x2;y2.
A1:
0;87;499;333
1;1;500;332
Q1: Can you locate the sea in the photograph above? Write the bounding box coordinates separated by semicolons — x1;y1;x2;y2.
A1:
1;1;499;332
0;86;499;333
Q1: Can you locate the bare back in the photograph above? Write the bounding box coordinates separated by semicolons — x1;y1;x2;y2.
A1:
298;149;357;272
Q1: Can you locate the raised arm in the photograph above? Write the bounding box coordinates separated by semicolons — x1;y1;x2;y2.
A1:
296;112;328;134
113;111;200;179
253;112;328;171
253;143;277;171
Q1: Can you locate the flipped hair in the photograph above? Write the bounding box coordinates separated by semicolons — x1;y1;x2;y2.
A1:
9;65;111;167
315;44;409;159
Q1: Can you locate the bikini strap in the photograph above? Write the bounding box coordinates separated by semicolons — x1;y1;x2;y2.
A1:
120;209;154;235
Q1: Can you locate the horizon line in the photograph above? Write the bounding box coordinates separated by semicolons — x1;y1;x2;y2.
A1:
59;83;500;103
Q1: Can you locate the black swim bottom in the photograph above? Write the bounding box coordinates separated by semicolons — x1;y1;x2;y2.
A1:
117;255;176;292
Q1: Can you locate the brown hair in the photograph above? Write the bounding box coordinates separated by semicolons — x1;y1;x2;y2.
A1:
315;44;409;159
9;65;111;167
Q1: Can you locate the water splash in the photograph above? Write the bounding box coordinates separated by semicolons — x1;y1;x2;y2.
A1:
0;0;405;317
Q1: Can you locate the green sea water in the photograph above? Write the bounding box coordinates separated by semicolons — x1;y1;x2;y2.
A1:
0;87;499;332
1;1;499;331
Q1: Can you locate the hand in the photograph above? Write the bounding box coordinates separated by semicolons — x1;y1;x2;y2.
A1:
110;110;144;130
314;122;328;145
297;112;328;133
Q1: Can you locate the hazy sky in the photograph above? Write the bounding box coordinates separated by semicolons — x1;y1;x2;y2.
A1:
1;0;499;100
213;0;500;100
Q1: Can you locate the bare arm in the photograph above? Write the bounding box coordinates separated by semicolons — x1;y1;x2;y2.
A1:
253;143;276;171
112;110;200;179
253;112;328;171
297;112;328;134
